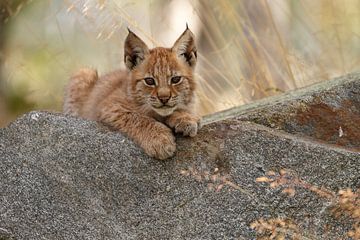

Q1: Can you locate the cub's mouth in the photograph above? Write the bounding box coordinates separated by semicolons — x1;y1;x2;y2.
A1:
153;105;175;109
152;104;177;116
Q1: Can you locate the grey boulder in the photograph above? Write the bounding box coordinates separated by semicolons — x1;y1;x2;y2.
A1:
0;72;359;239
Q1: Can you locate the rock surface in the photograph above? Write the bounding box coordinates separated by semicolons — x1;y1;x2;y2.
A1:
0;73;359;239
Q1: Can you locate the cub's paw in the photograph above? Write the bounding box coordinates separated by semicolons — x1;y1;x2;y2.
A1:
142;126;176;160
173;115;202;137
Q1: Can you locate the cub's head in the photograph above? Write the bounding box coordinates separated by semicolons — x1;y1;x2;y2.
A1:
124;26;197;116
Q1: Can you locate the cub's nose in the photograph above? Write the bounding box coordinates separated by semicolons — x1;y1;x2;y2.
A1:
157;87;171;104
159;96;170;104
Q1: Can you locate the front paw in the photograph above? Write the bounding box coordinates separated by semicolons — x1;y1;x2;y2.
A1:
142;126;176;160
173;115;202;137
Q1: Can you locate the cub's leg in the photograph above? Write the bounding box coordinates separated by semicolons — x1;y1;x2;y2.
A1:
100;108;176;160
63;68;98;116
166;110;202;137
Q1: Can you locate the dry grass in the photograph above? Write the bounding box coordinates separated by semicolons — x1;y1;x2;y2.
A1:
255;169;360;239
250;217;302;240
179;166;252;196
0;0;360;125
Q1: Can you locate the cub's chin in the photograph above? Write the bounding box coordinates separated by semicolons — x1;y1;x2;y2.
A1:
153;105;176;117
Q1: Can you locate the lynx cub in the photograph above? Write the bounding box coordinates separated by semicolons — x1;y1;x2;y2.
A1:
63;27;201;159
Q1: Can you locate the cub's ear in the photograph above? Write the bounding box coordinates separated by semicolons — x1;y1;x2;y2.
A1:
124;29;149;70
171;26;197;68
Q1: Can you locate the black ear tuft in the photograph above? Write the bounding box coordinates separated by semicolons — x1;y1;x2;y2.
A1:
124;30;149;70
171;27;197;69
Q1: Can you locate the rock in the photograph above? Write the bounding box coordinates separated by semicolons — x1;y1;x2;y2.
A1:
207;72;360;151
0;73;359;239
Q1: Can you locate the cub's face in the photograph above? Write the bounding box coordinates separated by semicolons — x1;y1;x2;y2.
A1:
131;48;195;116
124;28;197;116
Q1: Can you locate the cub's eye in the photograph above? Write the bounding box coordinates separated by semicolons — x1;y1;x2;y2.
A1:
171;76;182;85
144;77;156;86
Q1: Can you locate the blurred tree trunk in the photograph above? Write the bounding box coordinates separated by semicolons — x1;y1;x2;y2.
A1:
0;0;29;78
0;0;29;125
0;2;8;100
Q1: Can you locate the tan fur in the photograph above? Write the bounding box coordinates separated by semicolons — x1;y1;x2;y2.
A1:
63;28;201;160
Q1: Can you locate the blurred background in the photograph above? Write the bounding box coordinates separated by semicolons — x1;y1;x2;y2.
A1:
1;0;360;127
